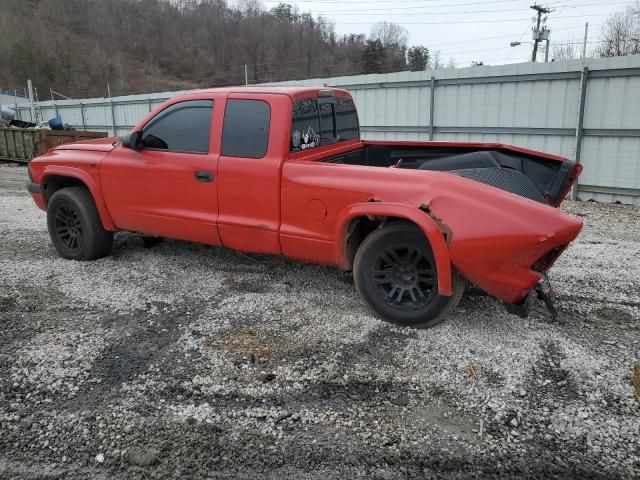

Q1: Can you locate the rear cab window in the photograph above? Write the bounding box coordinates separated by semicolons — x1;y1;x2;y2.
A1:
290;95;359;152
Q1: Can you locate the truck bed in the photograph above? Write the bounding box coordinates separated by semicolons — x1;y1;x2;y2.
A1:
321;142;578;206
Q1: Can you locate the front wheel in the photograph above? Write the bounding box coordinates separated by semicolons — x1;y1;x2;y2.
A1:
47;187;113;261
353;223;464;328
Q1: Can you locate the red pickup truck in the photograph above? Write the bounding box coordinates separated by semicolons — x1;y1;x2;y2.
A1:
27;86;582;328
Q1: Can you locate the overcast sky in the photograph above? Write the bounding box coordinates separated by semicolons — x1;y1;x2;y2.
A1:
262;0;633;67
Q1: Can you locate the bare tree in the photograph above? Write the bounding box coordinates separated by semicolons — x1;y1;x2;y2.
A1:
432;50;443;69
370;22;408;71
552;41;579;61
370;22;408;49
597;5;640;57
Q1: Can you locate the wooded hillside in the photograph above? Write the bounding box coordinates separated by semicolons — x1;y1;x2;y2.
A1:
0;0;431;98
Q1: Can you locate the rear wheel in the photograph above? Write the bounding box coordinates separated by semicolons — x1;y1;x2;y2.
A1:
353;223;464;328
47;187;113;260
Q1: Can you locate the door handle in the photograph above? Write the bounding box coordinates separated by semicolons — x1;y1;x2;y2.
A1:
194;171;214;182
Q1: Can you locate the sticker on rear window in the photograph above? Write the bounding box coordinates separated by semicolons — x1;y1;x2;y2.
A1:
292;126;320;150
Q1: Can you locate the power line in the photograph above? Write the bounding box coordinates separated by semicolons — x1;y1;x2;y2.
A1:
335;14;605;24
263;0;599;3
430;21;603;46
263;0;631;5
327;0;534;9
316;7;565;15
263;0;525;3
305;0;636;14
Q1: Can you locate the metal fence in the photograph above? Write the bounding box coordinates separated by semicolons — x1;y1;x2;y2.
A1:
12;55;640;205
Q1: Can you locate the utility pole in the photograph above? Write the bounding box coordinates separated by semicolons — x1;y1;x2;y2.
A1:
27;79;35;122
545;39;550;62
34;87;41;123
582;22;589;61
244;64;249;86
531;4;551;62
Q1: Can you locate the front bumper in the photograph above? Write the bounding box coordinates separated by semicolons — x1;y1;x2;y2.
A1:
27;181;43;194
27;182;47;211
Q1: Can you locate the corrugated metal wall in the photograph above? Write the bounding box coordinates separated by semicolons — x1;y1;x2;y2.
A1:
16;92;183;137
14;55;640;204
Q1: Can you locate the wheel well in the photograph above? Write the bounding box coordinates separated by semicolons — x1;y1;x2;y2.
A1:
344;216;417;271
43;175;87;204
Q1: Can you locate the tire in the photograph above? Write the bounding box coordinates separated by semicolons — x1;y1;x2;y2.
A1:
353;222;465;328
47;186;113;261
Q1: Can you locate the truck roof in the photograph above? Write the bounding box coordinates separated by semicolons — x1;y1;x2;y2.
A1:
197;85;351;100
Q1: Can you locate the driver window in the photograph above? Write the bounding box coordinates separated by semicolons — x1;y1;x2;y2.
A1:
142;100;213;154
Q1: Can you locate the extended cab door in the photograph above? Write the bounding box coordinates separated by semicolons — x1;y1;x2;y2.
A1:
216;93;290;253
100;95;224;245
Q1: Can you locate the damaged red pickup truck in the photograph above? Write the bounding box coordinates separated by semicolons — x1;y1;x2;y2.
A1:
27;86;582;328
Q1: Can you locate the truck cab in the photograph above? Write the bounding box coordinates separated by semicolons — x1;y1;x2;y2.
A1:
100;87;359;253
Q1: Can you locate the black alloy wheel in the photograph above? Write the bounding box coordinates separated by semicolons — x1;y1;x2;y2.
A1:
354;222;465;328
371;245;437;311
53;203;84;253
47;187;113;261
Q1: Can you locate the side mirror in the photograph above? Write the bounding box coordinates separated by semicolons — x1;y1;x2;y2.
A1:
121;131;141;149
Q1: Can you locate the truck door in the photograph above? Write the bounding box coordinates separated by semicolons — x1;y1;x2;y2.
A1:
216;93;289;253
101;95;223;245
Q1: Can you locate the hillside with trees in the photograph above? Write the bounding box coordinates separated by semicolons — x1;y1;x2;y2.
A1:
3;0;638;98
0;0;432;98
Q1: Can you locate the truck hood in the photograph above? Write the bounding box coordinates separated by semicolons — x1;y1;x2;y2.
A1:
50;136;120;153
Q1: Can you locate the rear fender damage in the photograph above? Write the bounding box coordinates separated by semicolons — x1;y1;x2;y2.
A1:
336;202;453;296
424;190;583;305
505;275;558;320
422;200;561;319
419;203;452;245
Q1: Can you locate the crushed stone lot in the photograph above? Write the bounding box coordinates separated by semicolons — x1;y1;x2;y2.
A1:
0;164;639;479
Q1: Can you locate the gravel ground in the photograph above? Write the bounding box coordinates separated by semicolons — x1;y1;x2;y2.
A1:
1;163;639;479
